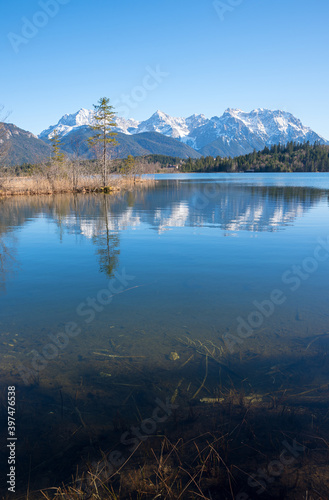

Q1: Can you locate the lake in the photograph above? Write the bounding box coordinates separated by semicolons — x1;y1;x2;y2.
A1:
1;173;329;497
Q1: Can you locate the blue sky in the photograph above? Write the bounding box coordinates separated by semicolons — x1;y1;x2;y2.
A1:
1;0;329;138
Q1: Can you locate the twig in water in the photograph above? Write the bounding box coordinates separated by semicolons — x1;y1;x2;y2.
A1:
192;355;208;400
180;354;194;368
93;352;145;358
75;407;87;428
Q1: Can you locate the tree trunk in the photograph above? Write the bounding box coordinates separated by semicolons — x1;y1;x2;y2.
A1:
103;128;107;188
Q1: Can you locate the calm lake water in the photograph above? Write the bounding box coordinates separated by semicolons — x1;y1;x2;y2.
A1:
1;173;329;493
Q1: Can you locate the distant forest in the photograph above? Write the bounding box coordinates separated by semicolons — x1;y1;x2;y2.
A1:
9;142;329;175
179;142;329;173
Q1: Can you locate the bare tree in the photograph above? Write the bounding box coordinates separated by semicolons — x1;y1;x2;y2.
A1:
70;135;85;191
41;129;67;191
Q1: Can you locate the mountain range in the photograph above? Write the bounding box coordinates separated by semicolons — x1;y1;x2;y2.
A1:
39;107;328;158
1;108;328;165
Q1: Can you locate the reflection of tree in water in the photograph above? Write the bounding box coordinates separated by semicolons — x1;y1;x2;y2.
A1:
92;195;120;278
0;236;17;290
0;183;325;283
0;199;18;289
256;185;326;203
40;194;121;277
0;195;122;283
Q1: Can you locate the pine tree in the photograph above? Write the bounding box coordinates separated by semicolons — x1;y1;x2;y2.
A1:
50;129;64;164
88;97;118;188
121;155;136;177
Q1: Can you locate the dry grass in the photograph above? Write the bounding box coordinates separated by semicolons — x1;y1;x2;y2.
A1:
37;436;228;500
0;175;155;197
12;384;329;500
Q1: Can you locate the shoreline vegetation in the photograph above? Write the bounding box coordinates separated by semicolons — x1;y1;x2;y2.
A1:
180;142;329;173
1;100;329;199
1;142;329;198
0;173;155;197
0;97;160;198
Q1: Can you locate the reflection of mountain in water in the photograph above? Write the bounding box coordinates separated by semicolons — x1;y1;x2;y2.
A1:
0;196;121;280
0;183;326;240
0;183;326;284
84;183;325;234
191;185;311;233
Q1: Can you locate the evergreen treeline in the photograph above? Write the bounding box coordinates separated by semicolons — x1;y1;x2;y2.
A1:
8;142;329;175
142;154;181;167
180;142;329;173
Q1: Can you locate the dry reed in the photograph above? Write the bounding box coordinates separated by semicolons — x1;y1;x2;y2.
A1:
0;175;155;197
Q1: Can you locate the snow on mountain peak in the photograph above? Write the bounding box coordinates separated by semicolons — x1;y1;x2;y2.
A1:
39;108;328;156
58;108;94;127
215;108;315;142
39;108;95;139
153;110;169;118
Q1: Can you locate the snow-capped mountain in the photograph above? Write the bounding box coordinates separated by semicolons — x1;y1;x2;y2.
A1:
39;109;96;139
39;109;208;141
132;110;209;138
39;108;328;158
185;108;327;155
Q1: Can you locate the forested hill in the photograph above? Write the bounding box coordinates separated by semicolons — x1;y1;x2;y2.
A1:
180;142;329;173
